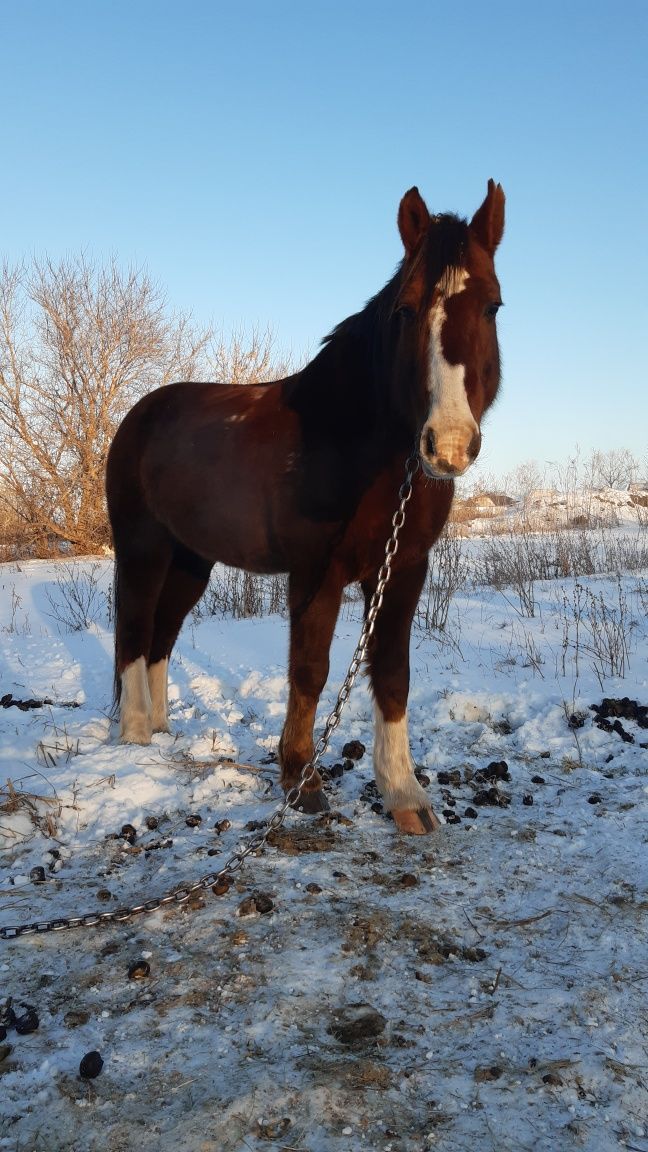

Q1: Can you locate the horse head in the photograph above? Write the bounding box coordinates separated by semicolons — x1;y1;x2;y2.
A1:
395;180;505;479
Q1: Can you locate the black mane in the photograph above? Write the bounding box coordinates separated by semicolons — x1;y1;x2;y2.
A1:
321;211;469;351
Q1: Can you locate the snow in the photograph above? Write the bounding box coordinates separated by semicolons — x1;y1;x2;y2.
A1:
455;486;648;535
1;549;647;1151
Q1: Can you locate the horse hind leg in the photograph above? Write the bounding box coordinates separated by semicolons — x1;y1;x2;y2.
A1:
147;544;213;733
113;532;173;745
147;657;170;735
120;656;153;745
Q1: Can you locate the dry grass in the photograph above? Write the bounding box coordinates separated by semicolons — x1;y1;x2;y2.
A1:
161;747;266;785
0;777;61;841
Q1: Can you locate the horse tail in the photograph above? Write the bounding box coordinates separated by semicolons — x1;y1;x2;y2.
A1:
111;557;122;714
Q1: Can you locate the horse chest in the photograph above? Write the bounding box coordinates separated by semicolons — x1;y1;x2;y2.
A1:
335;468;453;583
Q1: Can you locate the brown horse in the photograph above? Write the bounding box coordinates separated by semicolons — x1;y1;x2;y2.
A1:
106;181;505;835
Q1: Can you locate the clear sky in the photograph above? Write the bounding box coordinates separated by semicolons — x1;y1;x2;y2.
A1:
2;0;646;480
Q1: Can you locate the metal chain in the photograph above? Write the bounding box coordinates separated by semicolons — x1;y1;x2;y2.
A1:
0;454;420;941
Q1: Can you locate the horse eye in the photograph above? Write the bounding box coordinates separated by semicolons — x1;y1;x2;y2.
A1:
485;301;502;319
397;305;416;321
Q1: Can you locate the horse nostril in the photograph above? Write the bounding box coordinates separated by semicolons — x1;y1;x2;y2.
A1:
424;428;436;457
468;430;482;461
434;456;455;476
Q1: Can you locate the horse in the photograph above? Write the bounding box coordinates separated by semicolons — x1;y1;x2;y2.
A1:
106;180;505;836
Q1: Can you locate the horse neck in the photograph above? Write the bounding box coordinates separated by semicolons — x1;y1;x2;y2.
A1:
289;275;414;452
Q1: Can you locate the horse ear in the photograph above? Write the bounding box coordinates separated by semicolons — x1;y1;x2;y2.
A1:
398;187;431;257
470;179;505;255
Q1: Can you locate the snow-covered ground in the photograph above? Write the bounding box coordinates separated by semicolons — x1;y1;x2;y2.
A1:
1;552;647;1152
454;485;648;536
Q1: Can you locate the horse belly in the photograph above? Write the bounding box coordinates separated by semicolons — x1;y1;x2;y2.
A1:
143;439;325;575
148;467;292;572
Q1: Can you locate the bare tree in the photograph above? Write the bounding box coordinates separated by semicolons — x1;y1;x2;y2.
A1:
208;323;294;386
0;255;210;553
505;459;546;506
589;448;639;490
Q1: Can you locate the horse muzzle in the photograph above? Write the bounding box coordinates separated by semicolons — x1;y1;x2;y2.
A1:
419;424;482;479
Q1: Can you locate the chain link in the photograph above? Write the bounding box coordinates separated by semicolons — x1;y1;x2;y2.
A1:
0;454;419;941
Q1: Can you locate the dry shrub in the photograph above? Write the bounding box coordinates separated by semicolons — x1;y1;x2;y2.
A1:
473;528;648;619
44;561;112;631
194;567;288;621
418;528;469;631
557;578;635;688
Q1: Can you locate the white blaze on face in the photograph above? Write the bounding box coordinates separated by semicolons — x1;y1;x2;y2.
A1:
421;268;480;476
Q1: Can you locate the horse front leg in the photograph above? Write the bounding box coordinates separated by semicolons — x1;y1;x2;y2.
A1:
363;559;441;836
279;568;344;814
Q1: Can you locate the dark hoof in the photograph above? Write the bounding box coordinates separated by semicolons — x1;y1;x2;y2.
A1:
392;806;441;835
291;789;330;815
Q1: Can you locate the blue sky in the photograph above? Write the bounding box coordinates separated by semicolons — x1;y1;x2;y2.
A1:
2;0;646;479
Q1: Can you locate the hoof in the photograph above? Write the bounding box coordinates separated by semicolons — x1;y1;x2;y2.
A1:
118;728;151;746
290;788;330;815
392;806;441;836
119;723;152;745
